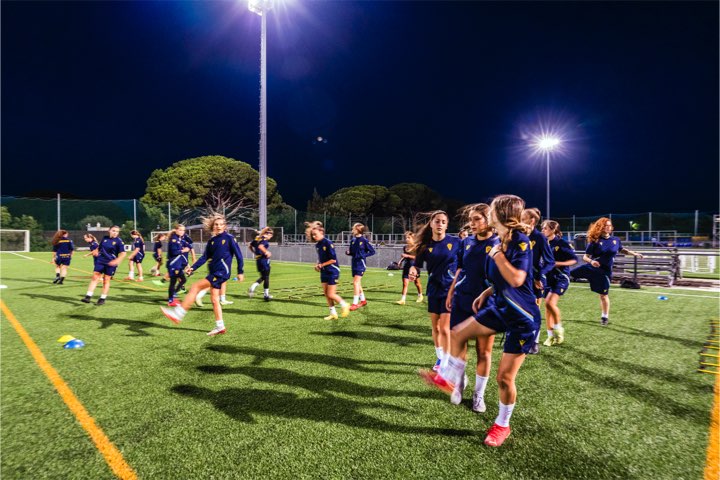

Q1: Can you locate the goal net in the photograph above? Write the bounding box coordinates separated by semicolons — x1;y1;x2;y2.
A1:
0;229;30;252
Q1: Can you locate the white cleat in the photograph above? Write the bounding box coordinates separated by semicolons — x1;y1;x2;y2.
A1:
195;297;204;307
207;327;227;336
450;374;469;405
219;299;234;305
472;391;487;413
247;289;255;298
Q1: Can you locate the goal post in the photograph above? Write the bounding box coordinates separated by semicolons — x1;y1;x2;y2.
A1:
0;229;30;252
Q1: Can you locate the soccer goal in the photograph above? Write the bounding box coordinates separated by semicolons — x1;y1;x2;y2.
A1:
0;229;30;252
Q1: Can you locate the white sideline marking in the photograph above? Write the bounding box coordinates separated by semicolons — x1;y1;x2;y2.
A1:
10;252;34;260
573;284;719;299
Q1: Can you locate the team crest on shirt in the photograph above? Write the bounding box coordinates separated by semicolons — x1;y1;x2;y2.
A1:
222;239;226;245
466;245;471;250
112;242;116;245
486;246;492;253
172;239;176;243
428;248;433;253
323;246;327;251
530;241;536;249
613;240;617;245
519;339;525;346
519;242;528;251
560;288;564;293
555;246;559;251
447;243;452;250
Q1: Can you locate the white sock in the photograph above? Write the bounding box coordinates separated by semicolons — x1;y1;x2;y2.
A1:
128;271;135;279
475;375;488;397
495;402;515;427
175;306;187;319
330;306;337;315
86;291;93;297
443;355;466;385
601;311;609;318
264;289;269;296
250;282;259;292
435;346;444;361
547;329;554;338
353;295;359;305
555;322;563;329
359;292;365;301
100;294;107;299
197;289;208;300
400;295;406;301
220;295;226;302
339;301;348;307
440;351;450;370
215;319;225;329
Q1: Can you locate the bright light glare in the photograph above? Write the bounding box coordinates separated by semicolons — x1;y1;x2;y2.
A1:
537;137;560;150
248;0;273;15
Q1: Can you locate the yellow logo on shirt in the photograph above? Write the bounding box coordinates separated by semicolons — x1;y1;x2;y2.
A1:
428;248;433;253
486;246;492;253
519;339;526;346
560;288;564;293
530;240;536;249
222;239;226;245
172;239;176;243
447;243;452;250
466;245;471;250
211;241;214;246
555;246;559;251
519;242;528;252
323;246;327;251
360;242;363;247
613;240;617;245
112;242;116;245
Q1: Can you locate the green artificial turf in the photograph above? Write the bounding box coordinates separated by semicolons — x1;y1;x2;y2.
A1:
1;252;717;479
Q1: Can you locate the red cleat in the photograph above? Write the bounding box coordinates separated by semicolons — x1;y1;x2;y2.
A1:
418;369;455;394
360;300;368;307
349;304;361;311
168;299;180;307
484;423;511;447
161;307;182;325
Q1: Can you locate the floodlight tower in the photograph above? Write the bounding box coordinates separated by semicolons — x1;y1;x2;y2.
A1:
249;0;273;228
537;136;560;219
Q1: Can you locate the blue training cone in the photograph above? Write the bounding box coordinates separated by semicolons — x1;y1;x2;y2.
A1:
63;339;85;349
657;296;669;301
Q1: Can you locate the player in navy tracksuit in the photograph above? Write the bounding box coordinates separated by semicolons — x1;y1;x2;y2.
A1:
150;233;166;277
540;220;577;345
408;211;462;372
165;224;192;306
570;217;643;325
422;194;541;448
51;230;74;284
345;223;376;310
81;226;126;305
248;227;274;301
397;231;423;304
83;234;99;258
445;203;499;412
162;214;244;336
306;221;350;320
126;230;145;281
521;208;555;353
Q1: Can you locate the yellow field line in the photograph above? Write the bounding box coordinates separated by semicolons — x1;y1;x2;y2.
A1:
0;300;137;480
706;374;720;480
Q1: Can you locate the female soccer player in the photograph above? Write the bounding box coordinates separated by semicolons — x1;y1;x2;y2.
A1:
445;203;499;412
81;225;126;305
83;234;98;256
161;214;244;336
421;194;540;447
150;233;166;277
408;211;461;372
248;227;274;301
345;223;376;310
51;230;74;284
397;231;423;305
125;230;145;281
540;220;577;345
306;221;350;320
166;224;192;306
570;217;643;325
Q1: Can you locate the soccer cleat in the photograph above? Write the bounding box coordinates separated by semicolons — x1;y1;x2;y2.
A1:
418;369;455;394
52;277;60;284
543;336;554;347
349;304;361;311
247;288;255;298
416;294;424;303
450;374;469;405
161;307;182;325
324;313;339;320
528;343;539;355
136;277;144;282
152;280;164;286
340;304;350;318
150;267;157;275
263;295;272;302
484;423;511;447
360;300;367;307
554;325;565;344
432;358;442;371
207;327;226;337
168;299;180;307
219;299;234;305
396;299;406;305
600;317;609;326
194;296;204;307
81;295;92;303
472;392;487;413
96;298;106;306
124;277;133;281
58;278;65;285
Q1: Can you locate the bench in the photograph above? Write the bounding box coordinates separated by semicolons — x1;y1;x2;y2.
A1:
609;249;680;287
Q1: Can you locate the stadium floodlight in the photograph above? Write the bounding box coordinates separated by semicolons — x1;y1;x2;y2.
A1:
532;135;561;220
249;0;274;228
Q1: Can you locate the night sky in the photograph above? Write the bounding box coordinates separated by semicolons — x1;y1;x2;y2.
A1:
2;1;718;215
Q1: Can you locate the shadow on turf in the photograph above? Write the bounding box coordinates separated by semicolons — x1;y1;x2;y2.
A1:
604;324;704;349
359;322;429;336
67;314;207;336
542;353;709;425
309;330;427;347
171;384;475;437
206;345;425;372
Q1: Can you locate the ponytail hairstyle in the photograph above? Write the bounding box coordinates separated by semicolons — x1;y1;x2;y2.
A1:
489;195;531;251
305;221;324;242
587;217;611;243
154;233;167;242
201;214;226;234
257;226;274;240
542;220;562;238
352;222;366;236
522;207;542;228
52;230;68;246
409;210;448;255
84;233;97;244
130;230;144;241
460;203;492;236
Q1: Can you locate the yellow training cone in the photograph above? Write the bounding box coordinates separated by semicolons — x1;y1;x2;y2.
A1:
57;335;75;344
